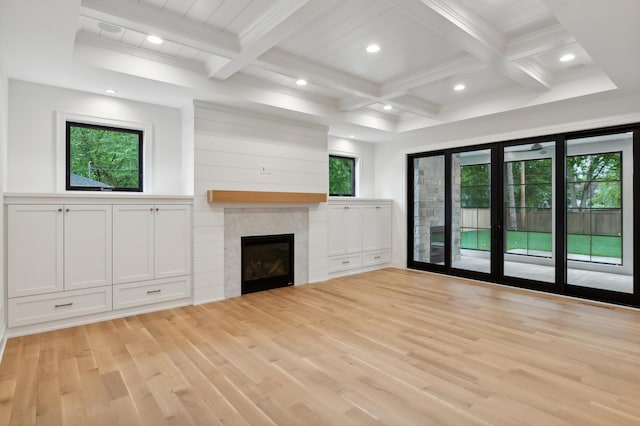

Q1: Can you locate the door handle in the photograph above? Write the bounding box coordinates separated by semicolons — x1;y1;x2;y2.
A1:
493;223;502;240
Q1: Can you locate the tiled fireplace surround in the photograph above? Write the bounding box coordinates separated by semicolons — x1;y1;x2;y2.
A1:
193;203;328;304
224;208;308;298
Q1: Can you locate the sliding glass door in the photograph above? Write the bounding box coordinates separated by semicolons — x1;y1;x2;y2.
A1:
502;142;556;284
451;149;491;274
565;131;634;298
407;123;639;307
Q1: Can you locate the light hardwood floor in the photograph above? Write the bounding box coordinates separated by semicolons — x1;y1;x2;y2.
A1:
1;268;640;425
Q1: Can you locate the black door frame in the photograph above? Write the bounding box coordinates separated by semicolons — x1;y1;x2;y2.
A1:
407;122;640;308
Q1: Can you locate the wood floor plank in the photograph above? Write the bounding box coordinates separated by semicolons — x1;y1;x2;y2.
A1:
1;268;640;425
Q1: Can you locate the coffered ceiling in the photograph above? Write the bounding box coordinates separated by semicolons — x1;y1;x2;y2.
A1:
1;0;639;142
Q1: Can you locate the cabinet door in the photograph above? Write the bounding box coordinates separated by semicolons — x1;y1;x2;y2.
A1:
154;205;191;279
362;205;392;251
113;205;155;284
328;205;347;256
329;204;362;255
8;205;64;297
377;205;392;250
344;206;362;254
64;205;113;290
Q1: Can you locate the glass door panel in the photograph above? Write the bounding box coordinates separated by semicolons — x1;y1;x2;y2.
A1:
412;155;445;265
503;142;555;283
566;132;632;293
451;149;491;273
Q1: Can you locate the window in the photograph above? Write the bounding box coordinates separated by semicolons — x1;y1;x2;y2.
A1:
459;162;491;251
329;155;355;196
66;121;143;191
566;151;622;264
504;157;553;257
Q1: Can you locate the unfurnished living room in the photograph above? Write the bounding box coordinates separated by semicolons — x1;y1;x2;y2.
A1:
0;0;640;424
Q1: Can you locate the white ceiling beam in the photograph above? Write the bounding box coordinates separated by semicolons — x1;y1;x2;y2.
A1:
339;55;481;113
80;0;240;57
210;0;341;80
389;95;440;117
76;31;208;74
384;0;506;63
505;24;575;62
255;48;380;99
504;58;553;92
385;0;553;92
339;97;377;112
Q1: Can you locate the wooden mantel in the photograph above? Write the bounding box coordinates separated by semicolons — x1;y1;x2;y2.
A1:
207;190;327;203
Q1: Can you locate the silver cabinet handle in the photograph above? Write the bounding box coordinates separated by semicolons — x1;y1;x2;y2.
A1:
342;260;350;264
374;256;381;259
55;302;73;308
147;289;161;294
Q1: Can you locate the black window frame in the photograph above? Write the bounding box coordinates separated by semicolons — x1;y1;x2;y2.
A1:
66;121;144;192
329;154;356;197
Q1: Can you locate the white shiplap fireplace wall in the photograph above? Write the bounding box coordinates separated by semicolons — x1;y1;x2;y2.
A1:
192;102;329;304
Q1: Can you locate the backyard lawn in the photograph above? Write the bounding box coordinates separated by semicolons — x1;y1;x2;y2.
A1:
461;229;621;258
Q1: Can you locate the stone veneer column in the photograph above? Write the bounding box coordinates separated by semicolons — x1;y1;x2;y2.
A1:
413;156;445;263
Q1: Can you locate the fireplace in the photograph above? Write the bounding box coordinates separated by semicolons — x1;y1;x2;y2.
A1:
241;233;294;294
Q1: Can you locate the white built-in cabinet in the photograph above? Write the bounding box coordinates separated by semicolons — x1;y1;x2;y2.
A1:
328;199;392;275
113;204;191;283
6;196;192;330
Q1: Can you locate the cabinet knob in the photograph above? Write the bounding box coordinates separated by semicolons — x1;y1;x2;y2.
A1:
376;206;381;209
156;208;159;212
150;208;154;212
65;208;70;212
58;208;63;212
344;206;349;209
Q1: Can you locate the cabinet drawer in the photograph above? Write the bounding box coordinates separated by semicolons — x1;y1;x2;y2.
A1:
9;286;112;327
113;276;191;310
362;250;391;267
329;254;362;273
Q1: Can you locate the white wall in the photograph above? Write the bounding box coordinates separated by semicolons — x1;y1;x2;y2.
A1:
0;59;8;351
192;101;329;303
7;80;184;194
328;136;375;198
375;91;640;268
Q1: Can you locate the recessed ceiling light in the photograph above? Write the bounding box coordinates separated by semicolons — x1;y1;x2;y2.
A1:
146;35;163;44
104;88;117;94
454;83;466;91
366;44;380;53
383;104;392;110
560;53;575;62
296;79;307;86
98;22;122;34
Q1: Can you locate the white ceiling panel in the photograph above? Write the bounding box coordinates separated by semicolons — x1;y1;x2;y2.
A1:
461;0;556;38
140;0;168;9
206;0;252;31
276;0;464;83
163;0;198;17
533;43;593;74
183;0;225;25
410;70;517;106
224;0;280;35
240;66;346;100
